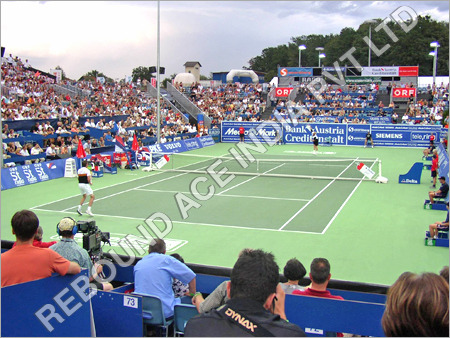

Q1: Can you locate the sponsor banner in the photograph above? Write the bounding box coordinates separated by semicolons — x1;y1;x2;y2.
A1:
399;66;419;77
184;138;201;150
300;77;321;83
345;76;381;84
323;66;346;73
437;143;449;183
136;137;214;164
347;124;371;146
275;87;294;97
1;158;66;190
392;87;416;98
369;116;391;124
283;123;347;145
278;67;313;77
361;67;399;77
314;116;336;123
198;135;215;147
221;122;443;148
209;127;221;142
371;125;441;147
221;121;279;143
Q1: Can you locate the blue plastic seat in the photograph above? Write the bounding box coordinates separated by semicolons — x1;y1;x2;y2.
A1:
134;293;174;337
173;304;198;336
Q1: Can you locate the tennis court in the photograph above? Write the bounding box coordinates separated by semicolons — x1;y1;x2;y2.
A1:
1;142;448;286
29;151;377;234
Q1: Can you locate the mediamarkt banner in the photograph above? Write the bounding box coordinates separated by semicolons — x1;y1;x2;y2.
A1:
221;121;280;143
221;121;441;148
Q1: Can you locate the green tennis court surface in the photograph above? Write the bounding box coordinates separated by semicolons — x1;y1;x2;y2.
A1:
1;143;448;286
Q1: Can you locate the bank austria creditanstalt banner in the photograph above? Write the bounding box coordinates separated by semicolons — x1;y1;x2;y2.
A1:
221;121;443;148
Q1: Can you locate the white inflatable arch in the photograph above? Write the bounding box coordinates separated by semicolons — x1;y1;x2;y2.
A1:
226;69;259;83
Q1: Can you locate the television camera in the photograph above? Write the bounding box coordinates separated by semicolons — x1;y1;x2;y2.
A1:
76;220;110;260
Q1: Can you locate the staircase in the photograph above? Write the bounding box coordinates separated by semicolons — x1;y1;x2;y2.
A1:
165;82;211;128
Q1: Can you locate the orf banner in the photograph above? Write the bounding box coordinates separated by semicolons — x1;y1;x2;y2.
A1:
275;87;294;97
392;87;416;98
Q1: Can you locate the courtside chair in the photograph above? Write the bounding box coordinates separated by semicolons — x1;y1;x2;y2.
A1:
173;304;199;336
135;293;174;337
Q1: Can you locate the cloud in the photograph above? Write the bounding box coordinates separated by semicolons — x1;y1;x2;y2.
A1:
1;1;448;80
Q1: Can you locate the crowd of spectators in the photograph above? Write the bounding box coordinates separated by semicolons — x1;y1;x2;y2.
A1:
2;54;449;168
1;55;206;166
174;82;266;125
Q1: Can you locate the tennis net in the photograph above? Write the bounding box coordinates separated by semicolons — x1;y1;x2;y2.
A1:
148;152;382;181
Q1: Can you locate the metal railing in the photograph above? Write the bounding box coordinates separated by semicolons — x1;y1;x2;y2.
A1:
166;82;211;127
147;85;188;123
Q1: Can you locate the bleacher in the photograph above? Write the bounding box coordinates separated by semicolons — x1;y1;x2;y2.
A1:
1;241;388;337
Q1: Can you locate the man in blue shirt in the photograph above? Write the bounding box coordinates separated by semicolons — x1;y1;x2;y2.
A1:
134;238;196;318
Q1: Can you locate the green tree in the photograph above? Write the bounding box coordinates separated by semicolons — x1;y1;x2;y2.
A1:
54;65;67;80
162;73;177;88
131;66;154;83
246;15;448;77
78;70;113;82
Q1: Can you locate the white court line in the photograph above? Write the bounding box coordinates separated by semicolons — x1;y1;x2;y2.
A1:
278;158;359;231
134;188;309;202
32;208;322;235
217;163;285;195
61;171;191;212
33;152;230;212
320;160;378;234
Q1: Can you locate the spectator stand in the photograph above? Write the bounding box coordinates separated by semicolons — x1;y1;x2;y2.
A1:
1;242;389;337
1;270;92;337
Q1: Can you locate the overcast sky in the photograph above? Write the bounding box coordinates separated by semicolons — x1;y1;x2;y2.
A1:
1;1;448;81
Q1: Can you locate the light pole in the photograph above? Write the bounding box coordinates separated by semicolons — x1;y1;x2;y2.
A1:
298;45;306;67
429;41;440;86
364;19;377;66
315;47;325;67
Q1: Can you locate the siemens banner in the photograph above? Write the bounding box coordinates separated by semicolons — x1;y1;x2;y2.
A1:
221;122;442;148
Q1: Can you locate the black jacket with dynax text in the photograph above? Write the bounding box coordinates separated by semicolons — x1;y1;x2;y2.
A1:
184;297;306;337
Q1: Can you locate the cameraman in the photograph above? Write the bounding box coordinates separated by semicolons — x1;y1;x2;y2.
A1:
50;217;113;291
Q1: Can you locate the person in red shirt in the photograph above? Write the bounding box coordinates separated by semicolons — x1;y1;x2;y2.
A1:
293;257;343;336
431;152;439;188
430;133;435;146
12;225;57;249
1;210;81;287
239;125;245;143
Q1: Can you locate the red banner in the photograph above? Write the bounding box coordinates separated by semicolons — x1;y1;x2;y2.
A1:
392;87;417;98
275;87;294;97
399;66;419;77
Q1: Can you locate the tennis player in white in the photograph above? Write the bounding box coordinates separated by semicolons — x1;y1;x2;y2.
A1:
77;160;95;216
